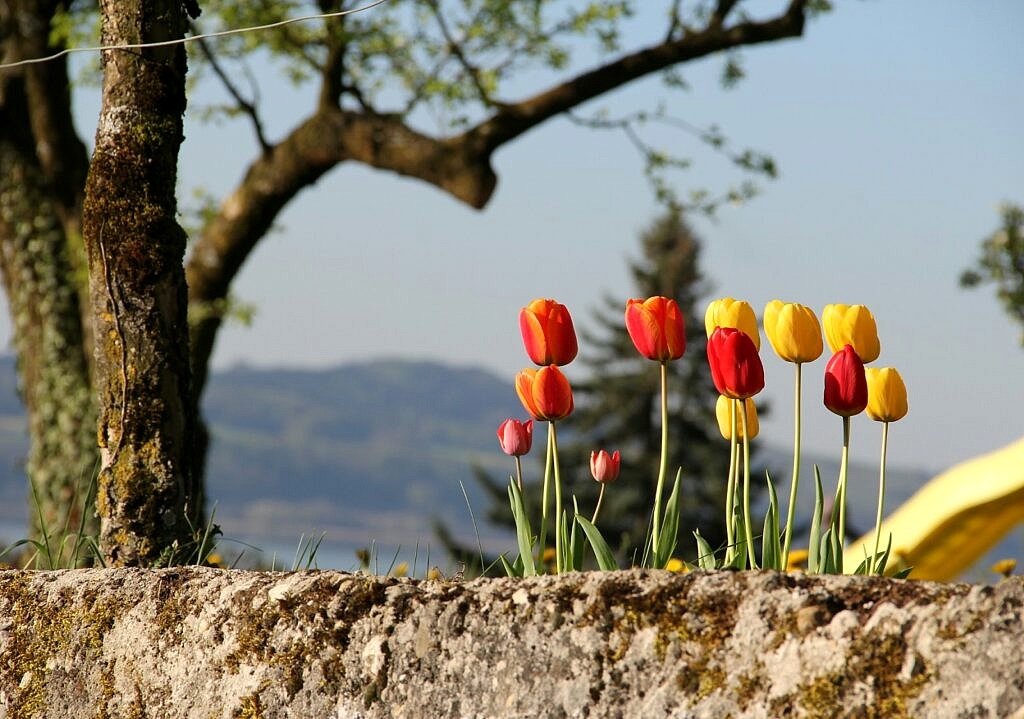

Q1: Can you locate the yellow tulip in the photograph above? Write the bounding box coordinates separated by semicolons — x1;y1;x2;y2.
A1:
865;367;908;422
715;395;758;440
822;304;880;362
763;300;823;364
704;297;760;350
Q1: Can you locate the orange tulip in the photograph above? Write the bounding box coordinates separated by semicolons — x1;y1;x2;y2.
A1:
519;299;578;366
625;296;686;361
515;365;574;421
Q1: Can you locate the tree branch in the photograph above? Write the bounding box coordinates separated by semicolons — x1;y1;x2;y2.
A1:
469;0;806;152
189;21;271;153
8;0;90;224
185;0;809;396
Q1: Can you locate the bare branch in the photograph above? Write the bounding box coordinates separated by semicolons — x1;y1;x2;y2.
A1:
425;0;502;108
712;0;742;29
189;21;271;153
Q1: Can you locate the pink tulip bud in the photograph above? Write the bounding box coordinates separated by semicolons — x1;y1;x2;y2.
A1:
497;418;533;456
590;449;621;484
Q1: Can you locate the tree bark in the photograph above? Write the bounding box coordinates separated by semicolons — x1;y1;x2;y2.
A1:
0;0;98;565
81;0;197;566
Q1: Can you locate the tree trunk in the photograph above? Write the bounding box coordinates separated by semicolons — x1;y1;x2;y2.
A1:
0;2;98;566
0;120;98;568
81;0;198;566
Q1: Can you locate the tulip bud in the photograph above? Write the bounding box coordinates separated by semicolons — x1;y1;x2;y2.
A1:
705;297;760;350
764;300;823;364
624;296;686;361
822;304;880;363
519;298;578;366
707;327;765;400
590;450;621;484
514;365;574;421
823;345;868;416
865;367;908;423
715;395;759;441
496;418;533;456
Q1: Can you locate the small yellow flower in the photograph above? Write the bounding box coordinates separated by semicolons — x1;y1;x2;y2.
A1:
786;548;809;572
541;547;557;569
665;558;689;573
822;304;880;362
705;297;760;350
865;367;908;423
763;300;823;364
391;561;409;578
991;558;1016;578
426;566;444;580
205;552;224;568
715;395;759;441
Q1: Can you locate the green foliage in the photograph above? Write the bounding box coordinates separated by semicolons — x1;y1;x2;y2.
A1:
961;202;1024;345
193;0;635;126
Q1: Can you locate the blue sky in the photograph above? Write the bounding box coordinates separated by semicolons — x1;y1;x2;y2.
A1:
8;0;1024;478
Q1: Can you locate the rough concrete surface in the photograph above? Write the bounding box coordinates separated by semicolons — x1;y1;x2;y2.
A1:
0;568;1021;718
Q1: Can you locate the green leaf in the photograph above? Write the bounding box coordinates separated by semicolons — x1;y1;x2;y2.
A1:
571;497;585;571
576;514;619;571
655;469;683;569
761;472;781;570
693;530;718;570
508;480;536;576
559;509;574;572
499;553;520;577
808;466;824;574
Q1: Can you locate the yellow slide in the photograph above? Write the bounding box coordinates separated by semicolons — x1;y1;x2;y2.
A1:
844;437;1024;581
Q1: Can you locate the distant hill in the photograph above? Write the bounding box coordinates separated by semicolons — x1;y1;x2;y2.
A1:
2;355;1017;576
200;359;526;555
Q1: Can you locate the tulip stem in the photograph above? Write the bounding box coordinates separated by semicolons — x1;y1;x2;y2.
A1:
537;426;553;570
514;456;523;494
591;484;606;526
740;404;757;570
781;362;803;567
724;400;739;565
871;421;890;575
837;416;851;550
651;361;670;565
550;421;564;574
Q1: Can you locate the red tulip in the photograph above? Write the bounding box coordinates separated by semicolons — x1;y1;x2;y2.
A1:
707;327;764;400
824;345;868;417
497;418;533;456
515;365;574;421
590;450;621;484
625;297;686;361
519;299;578;366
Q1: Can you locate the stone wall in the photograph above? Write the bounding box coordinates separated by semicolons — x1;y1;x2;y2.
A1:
0;568;1021;718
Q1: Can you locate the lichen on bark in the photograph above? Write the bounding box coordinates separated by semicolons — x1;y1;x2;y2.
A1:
80;0;199;566
0;129;98;567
